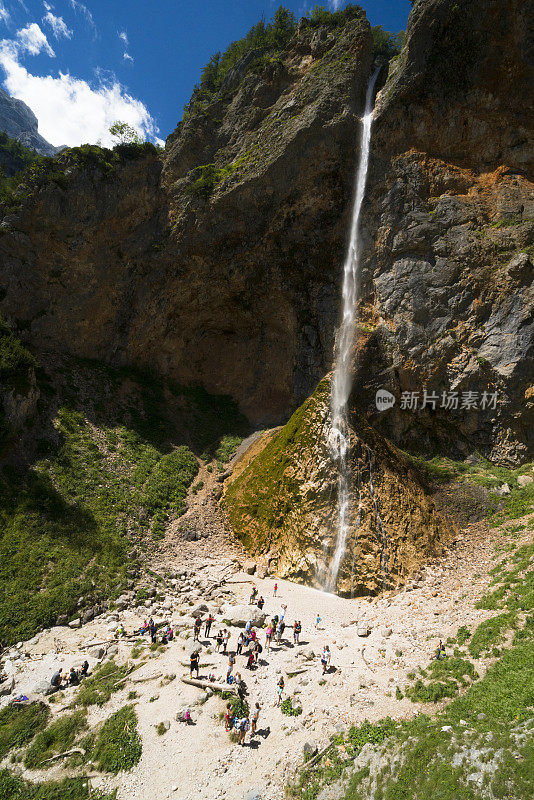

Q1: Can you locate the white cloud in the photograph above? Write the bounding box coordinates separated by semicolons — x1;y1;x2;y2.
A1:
16;23;55;57
118;30;128;46
68;0;95;33
123;52;133;63
0;3;10;25
0;44;161;147
43;11;73;39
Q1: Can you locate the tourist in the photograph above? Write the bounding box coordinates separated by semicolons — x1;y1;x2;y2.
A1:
436;640;446;660
246;651;255;670
204;613;214;638
249;586;258;605
250;627;257;643
216;630;223;652
193;617;202;641
276;620;283;644
80;660;89;677
257;596;265;610
50;669;63;689
224;703;232;731
190;650;200;679
253;640;262;664
222;629;230;654
166;624;174;641
227;651;236;681
316;614;322;629
274;582;278;597
161;631;168;645
280;604;287;622
69;667;79;686
265;624;272;652
238;715;250;746
321;645;331;675
140;619;149;635
236;632;245;655
276;676;284;706
251;702;260;736
184;709;192;725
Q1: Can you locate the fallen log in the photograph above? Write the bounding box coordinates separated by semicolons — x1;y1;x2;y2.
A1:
301;741;337;771
181;677;236;694
42;747;85;764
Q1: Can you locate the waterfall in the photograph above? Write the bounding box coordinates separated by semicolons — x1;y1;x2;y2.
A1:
326;67;380;593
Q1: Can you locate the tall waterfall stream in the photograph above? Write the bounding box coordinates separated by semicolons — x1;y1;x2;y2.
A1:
326;68;380;593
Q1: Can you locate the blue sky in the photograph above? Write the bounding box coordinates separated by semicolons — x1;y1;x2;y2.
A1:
0;1;411;148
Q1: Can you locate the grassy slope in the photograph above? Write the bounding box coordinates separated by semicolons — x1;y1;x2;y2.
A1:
0;323;248;645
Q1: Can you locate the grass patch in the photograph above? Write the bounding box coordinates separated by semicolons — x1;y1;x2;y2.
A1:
74;661;129;707
214;435;243;464
0;770;116;799
0;703;50;759
405;657;478;703
24;711;87;769
468;612;517;658
93;705;141;773
281;697;302;716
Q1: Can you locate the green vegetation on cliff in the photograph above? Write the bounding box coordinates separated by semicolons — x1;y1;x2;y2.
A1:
0;141;158;212
0;131;40;178
179;3;398;127
0;327;247;645
224;377;328;550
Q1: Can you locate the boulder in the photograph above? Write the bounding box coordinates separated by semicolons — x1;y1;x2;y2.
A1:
88;646;105;659
190;603;209;617
245;790;262;800
221;604;266;628
380;627;392;638
68;618;81;629
243;561;257;575
517;475;533;488
303;742;318;758
357;627;371;637
32;679;55;696
56;615;68;626
0;676;15;696
494;483;510;496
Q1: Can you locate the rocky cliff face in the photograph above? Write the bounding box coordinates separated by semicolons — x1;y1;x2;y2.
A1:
0;16;375;425
0;0;531;593
0;87;63;156
352;0;534;464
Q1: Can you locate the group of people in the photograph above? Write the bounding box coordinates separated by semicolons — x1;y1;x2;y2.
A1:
225;701;262;745
248;586;265;609
50;660;89;689
139;618;174;645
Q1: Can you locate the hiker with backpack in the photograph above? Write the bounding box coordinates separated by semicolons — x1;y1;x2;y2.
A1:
238;715;250;745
